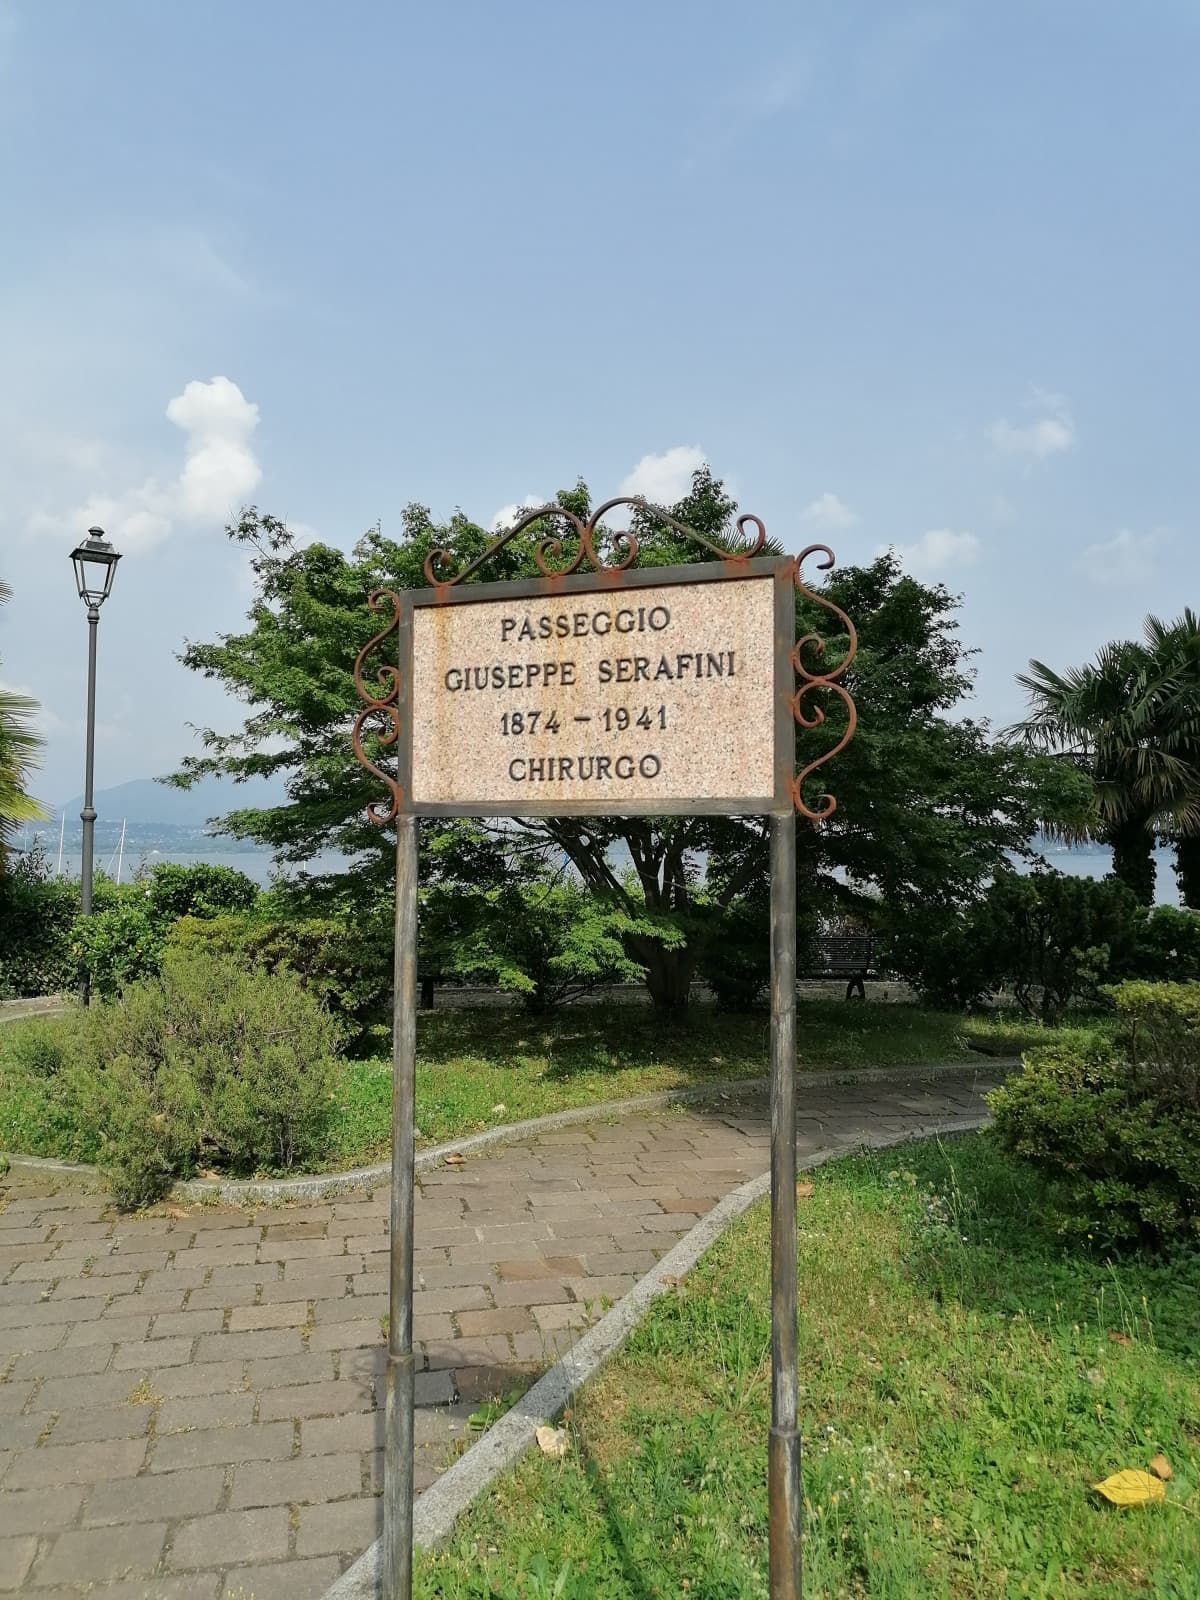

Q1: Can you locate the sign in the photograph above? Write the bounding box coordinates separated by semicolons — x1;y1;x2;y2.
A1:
399;559;793;816
352;499;858;1600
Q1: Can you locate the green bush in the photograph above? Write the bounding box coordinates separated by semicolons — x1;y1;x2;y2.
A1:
73;889;163;1000
988;980;1200;1251
165;911;390;1046
422;879;645;1013
143;862;259;922
878;904;994;1010
0;1013;99;1164
65;952;343;1205
884;868;1139;1018
1125;905;1200;984
0;848;78;998
696;896;819;1012
73;863;262;1002
698;895;772;1011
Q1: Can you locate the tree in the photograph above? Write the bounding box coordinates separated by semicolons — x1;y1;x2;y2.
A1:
172;477;1082;1008
1011;615;1200;905
0;579;48;866
1140;610;1200;907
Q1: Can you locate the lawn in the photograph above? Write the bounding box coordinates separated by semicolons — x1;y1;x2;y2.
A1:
416;1134;1200;1600
0;1000;1082;1174
331;1001;1067;1165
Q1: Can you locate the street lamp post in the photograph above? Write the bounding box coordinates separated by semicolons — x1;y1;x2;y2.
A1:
69;527;121;1006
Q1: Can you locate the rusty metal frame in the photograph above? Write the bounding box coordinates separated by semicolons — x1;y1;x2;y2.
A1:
352;500;856;824
351;497;857;1600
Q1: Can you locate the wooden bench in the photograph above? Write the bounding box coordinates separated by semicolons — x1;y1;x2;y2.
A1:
805;934;874;1000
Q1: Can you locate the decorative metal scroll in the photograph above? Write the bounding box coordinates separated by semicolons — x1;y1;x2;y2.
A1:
350;500;857;824
423;496;766;586
790;544;858;823
351;588;403;824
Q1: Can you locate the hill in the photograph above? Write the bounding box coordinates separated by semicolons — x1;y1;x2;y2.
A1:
54;774;288;828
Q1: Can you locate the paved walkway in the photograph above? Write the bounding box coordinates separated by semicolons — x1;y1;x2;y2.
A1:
0;1067;1001;1600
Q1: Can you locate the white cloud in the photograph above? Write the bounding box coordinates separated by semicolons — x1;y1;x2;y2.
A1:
880;528;981;578
1078;528;1167;588
40;377;262;552
167;377;261;522
619;445;706;506
800;491;858;529
490;496;544;532
988;390;1075;459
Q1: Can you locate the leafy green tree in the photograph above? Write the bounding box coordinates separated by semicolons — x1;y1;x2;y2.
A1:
1011;614;1200;905
1139;610;1200;906
0;579;48;864
171;478;1083;1009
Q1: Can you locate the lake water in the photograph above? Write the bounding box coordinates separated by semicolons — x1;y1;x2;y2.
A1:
21;832;1183;905
1029;844;1179;906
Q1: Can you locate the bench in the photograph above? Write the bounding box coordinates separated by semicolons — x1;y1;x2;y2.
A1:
805;934;874;1001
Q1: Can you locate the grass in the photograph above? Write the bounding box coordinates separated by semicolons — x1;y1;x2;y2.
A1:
329;1002;1077;1166
0;1000;1087;1175
415;1134;1200;1599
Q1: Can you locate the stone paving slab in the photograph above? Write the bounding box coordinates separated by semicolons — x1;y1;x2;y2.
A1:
0;1067;1002;1598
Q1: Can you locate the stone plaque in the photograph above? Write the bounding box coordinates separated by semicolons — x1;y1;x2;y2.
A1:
409;572;779;812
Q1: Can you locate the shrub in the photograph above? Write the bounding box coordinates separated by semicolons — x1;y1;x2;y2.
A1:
696;896;819;1012
877;904;993;1011
699;895;771;1011
143;862;259;922
0;848;78;998
988;980;1200;1251
165;912;390;1045
1124;905;1200;984
0;1013;99;1164
66;952;342;1204
73;863;263;1002
883;868;1139;1018
422;879;645;1013
73;888;163;1000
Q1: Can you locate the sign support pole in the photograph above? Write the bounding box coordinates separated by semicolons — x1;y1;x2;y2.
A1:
768;807;801;1599
384;814;418;1600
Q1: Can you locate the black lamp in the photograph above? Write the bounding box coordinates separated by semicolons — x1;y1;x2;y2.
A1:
69;526;121;609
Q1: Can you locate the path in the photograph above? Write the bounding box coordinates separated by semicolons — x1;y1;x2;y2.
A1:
0;1066;1002;1600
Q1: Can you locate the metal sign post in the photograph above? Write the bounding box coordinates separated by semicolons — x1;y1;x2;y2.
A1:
352;496;857;1599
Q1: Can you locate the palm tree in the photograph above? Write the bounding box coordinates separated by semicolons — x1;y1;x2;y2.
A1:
0;579;49;867
1010;625;1200;905
1140;609;1200;907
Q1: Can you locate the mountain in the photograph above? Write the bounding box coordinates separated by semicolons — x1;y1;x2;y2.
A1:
54;774;288;828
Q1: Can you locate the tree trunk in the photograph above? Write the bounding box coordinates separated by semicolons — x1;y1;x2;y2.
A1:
1175;835;1200;909
633;937;696;1011
1106;816;1155;905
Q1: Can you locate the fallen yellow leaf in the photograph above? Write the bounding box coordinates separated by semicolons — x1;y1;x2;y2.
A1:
1092;1469;1166;1507
535;1425;568;1459
1150;1454;1173;1482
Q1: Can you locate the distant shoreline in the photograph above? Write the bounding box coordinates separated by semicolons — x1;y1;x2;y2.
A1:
13;826;1183;906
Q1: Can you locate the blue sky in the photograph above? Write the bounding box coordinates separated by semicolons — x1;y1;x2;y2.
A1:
2;0;1197;806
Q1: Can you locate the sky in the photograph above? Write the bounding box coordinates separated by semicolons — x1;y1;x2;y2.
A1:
1;0;1197;808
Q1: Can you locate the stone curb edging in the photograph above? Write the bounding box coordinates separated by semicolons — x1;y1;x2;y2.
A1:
323;1113;990;1600
0;995;69;1024
0;1059;1014;1203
